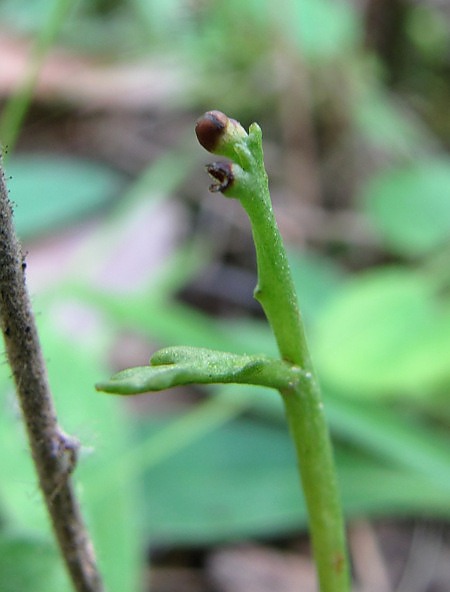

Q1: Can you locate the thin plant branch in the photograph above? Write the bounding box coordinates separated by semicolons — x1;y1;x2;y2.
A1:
197;112;350;592
98;111;351;592
0;156;105;592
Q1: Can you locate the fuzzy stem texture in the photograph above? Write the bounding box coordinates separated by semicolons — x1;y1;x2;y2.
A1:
0;158;105;592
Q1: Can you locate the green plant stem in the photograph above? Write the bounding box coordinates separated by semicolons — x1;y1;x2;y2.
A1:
227;124;350;592
98;112;351;591
238;128;308;366
282;384;349;591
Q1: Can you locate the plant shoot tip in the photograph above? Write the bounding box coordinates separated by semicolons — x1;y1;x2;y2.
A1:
195;111;228;152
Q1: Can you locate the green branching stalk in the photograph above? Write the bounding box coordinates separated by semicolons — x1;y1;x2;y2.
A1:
97;111;350;592
196;111;350;592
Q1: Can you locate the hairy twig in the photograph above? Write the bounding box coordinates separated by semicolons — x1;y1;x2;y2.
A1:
0;157;105;592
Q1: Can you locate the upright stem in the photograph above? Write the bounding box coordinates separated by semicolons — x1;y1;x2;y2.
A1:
281;380;349;591
0;158;105;592
197;113;350;592
242;129;349;592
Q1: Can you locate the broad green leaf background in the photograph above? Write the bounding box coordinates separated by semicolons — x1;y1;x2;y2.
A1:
0;532;70;592
313;267;450;397
361;159;450;257
0;312;140;592
7;155;123;239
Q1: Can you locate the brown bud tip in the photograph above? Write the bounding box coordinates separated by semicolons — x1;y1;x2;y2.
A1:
206;162;234;193
195;111;228;152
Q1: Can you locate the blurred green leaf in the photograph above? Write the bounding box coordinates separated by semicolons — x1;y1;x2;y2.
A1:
406;5;449;58
0;531;70;592
135;413;450;545
133;0;184;32
337;451;450;520
289;0;360;60
0;309;140;592
361;159;450;256
312;267;450;397
288;249;346;328
0;374;51;533
324;393;450;492
138;415;304;543
6;155;123;239
39;318;140;592
355;89;434;159
0;0;61;31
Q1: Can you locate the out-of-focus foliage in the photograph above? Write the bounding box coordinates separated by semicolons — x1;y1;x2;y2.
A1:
8;155;124;239
314;267;450;397
0;308;141;592
361;159;450;256
0;532;70;592
1;0;450;588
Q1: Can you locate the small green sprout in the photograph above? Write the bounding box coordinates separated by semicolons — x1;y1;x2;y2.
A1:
97;112;350;592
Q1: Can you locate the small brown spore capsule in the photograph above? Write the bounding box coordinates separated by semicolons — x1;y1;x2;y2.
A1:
206;161;234;193
195;111;228;152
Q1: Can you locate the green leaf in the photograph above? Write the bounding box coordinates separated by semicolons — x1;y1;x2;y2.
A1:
40;320;141;592
288;249;346;328
337;452;450;520
134;415;450;544
355;90;434;159
0;313;140;592
6;155;123;239
324;394;450;493
234;382;450;495
137;415;304;543
0;0;61;33
0;373;50;533
0;531;70;592
360;158;450;256
289;0;360;60
312;267;450;397
96;346;297;394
